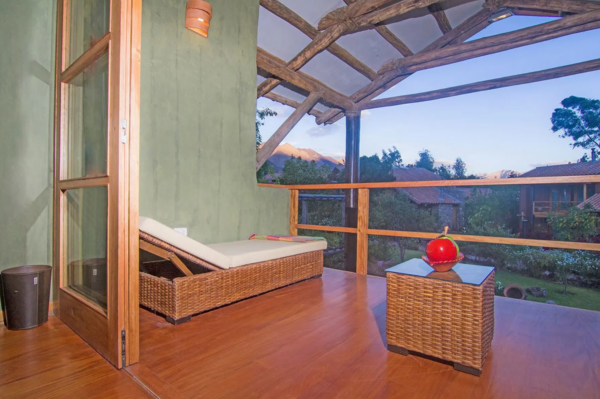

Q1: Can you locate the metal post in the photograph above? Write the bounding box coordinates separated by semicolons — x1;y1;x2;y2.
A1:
344;111;360;272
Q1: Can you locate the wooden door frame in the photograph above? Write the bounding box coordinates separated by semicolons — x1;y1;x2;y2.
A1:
52;0;141;368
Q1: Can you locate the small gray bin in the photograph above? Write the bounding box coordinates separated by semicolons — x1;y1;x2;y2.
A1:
1;265;52;330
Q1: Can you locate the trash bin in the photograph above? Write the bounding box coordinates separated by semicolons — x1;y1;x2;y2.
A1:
1;265;52;330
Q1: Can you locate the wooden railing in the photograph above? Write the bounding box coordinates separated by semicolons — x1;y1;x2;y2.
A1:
259;175;600;275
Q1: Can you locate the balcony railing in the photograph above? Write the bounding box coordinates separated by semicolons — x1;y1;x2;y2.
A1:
260;174;600;275
533;200;580;215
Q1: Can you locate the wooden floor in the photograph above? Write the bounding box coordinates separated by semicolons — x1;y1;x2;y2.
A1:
0;317;152;398
2;268;599;398
131;268;600;399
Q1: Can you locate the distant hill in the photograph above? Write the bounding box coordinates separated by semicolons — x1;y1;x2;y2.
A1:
267;143;343;172
478;170;520;179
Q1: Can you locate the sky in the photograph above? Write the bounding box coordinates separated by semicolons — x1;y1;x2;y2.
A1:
256;16;600;176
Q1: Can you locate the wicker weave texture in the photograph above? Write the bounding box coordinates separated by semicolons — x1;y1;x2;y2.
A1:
140;250;323;320
386;271;495;370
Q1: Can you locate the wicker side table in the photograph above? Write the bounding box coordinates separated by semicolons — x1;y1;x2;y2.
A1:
386;260;495;376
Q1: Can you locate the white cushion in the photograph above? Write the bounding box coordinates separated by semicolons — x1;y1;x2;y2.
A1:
139;217;327;269
207;239;327;268
139;217;231;269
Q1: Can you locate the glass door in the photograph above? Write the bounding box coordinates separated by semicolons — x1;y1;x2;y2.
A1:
53;0;141;368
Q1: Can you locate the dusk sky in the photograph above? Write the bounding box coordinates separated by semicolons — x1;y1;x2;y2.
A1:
257;16;600;175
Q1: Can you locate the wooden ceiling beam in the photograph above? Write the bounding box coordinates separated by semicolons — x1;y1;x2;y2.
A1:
257;48;356;110
428;3;453;34
319;0;395;30
342;0;414;57
316;7;495;124
256;93;321;170
362;58;600;109
504;0;600;14
260;0;377;81
259;0;444;98
379;10;600;75
263;92;324;118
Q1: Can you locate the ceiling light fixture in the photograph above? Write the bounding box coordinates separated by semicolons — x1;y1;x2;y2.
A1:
489;7;514;23
186;0;212;38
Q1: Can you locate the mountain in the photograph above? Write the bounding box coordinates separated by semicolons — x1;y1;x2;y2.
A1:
479;170;520;179
267;143;343;172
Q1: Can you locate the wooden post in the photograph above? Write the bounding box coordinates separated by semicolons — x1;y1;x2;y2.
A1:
344;111;360;272
356;189;369;275
290;190;299;236
584;184;588;201
256;93;321;170
301;199;308;224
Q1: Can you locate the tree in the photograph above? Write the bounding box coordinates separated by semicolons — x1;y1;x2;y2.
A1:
255;108;278;183
453;157;467;179
551;96;600;152
280;157;331;185
359;154;396;183
415;149;435;171
370;190;437;262
255;108;277;149
436;164;453;180
547;205;599;242
381;146;403;168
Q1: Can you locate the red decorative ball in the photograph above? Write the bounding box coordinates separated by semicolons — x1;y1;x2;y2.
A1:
425;237;459;262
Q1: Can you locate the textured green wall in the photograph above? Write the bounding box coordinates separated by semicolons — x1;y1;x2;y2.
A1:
0;1;55;272
140;0;289;243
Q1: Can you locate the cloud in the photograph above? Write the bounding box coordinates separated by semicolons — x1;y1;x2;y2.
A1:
361;110;371;118
306;124;341;138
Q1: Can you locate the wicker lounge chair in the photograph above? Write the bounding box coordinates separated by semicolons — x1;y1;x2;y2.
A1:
138;217;325;324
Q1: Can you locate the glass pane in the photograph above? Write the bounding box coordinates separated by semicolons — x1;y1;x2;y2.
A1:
67;0;110;66
65;187;108;310
65;52;108;179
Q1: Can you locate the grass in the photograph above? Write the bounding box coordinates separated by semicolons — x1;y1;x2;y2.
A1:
391;249;424;263
496;270;600;312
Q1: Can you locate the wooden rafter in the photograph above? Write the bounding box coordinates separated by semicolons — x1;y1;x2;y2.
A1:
259;0;445;98
316;7;495;124
319;0;395;30
256;93;321;170
260;0;377;81
428;3;453;34
505;0;600;14
379;10;600;75
263;92;324;118
257;48;355;110
342;0;414;57
362;58;600;109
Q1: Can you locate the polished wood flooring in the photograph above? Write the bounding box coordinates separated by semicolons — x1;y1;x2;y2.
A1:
0;316;152;398
132;268;600;399
2;269;599;398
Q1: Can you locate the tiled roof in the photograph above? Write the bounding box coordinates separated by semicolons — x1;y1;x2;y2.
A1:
392;167;441;182
392;167;461;205
520;162;600;178
577;194;600;211
400;187;462;205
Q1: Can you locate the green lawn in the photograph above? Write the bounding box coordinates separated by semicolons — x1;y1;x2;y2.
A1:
495;270;600;312
391;249;424;263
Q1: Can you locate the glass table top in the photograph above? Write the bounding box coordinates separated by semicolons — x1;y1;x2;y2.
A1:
385;258;495;286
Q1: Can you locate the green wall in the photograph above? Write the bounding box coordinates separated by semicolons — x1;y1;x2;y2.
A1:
0;1;56;273
140;0;289;243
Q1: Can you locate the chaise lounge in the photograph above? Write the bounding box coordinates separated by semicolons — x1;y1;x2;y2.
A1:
138;217;326;324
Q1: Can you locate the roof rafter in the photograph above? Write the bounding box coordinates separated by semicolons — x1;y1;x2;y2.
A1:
342;0;414;57
428;3;453;34
263;92;324;118
316;6;496;124
319;0;395;31
256;93;321;170
257;48;356;110
505;0;600;14
379;10;600;75
260;0;377;81
362;58;600;109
